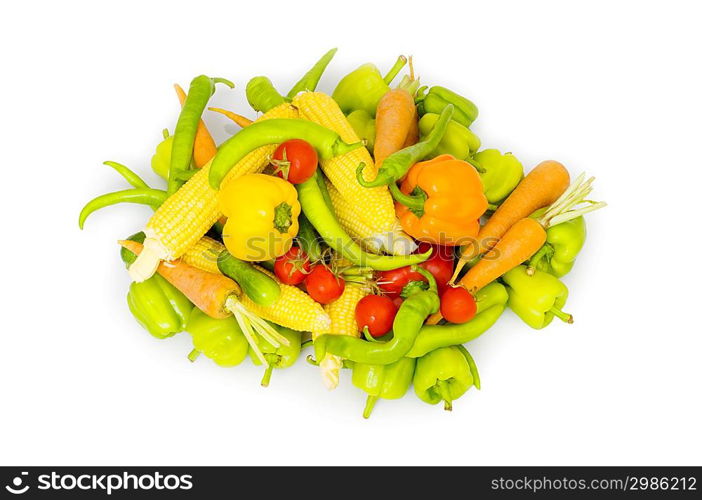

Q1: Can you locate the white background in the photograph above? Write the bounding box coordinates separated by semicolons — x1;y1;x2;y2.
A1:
1;0;700;466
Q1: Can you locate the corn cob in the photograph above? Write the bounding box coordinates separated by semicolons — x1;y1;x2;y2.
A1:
182;236;224;274
313;282;370;390
128;103;299;282
292;92;396;236
239;266;331;334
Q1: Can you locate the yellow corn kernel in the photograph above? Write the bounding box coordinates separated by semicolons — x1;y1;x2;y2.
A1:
128;103;298;282
182;236;225;274
239;266;331;334
325;180;384;254
314;282;370;390
292;92;396;235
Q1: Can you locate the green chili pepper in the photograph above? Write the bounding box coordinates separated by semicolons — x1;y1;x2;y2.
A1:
346;109;376;151
473;149;524;204
250;324;302;386
296;212;324;261
186;308;249;367
78;188;167;229
169;75;234;194
413;345;480;411
287;48;338;98
151;129;172;180
502;265;573;329
246;76;288;113
407;281;508;358
351;357;416;418
296;172;431;270
418;113;480;160
209;119;362;188
315;267;439;365
103;161;149;188
419;86;478;128
356;105;454;187
331;56;407;116
528;216;586;277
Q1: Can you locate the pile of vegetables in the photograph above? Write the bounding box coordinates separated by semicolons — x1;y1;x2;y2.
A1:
80;49;605;418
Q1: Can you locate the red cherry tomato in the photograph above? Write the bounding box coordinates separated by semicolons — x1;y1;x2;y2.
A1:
273;246;310;285
416;242;455;295
376;266;427;298
272;139;318;184
440;286;477;324
355;295;398;338
305;265;345;304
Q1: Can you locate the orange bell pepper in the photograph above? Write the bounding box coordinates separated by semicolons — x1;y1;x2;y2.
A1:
391;154;487;246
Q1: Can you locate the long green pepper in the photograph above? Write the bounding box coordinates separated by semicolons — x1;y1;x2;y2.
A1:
314;267;439;365
296;172;431;271
169;75;234;194
407;282;508;358
209;119;362;188
356;105;454;187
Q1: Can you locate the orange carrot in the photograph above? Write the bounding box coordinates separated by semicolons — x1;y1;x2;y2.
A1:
373;57;420;165
401;110;419;148
460;218;547;292
208;107;254;128
119;239;239;318
174;84;217;168
450;160;571;284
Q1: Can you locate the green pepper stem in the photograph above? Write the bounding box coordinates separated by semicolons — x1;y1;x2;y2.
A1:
162;128;170;139
363;395;379;419
437;380;453;411
306;354;319;366
260;365;274;387
550;306;574;324
273;202;293;234
383;55;407;85
212;77;235;89
332;140;364;158
388;183;426;216
187;349;200;362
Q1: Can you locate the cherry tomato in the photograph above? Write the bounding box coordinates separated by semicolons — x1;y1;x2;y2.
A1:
355;295;398;338
273;246;310;285
416;242;455;295
376;266;427;298
305;265;345;304
440;286;477;324
272;139;318;184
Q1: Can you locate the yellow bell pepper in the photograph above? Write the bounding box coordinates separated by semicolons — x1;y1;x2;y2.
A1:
218;174;301;261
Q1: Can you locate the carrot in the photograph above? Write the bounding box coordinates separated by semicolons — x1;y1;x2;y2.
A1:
401;110;419;148
424;173;606;324
119;239;239;318
208;107;254;128
373;57;420;165
174;83;217;168
450;160;571;284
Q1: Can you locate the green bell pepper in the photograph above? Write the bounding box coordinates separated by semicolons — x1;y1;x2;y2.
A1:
186;308;249;367
351;357;416;419
528;216;586;277
346;109;376;151
473;149;524;204
407;281;508;357
127;274;192;339
150;129;172;180
418;113;480;160
502;265;573;329
413;345;480;411
331;56;406;116
419;86;478;127
250;324;302;386
121;231;193;339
